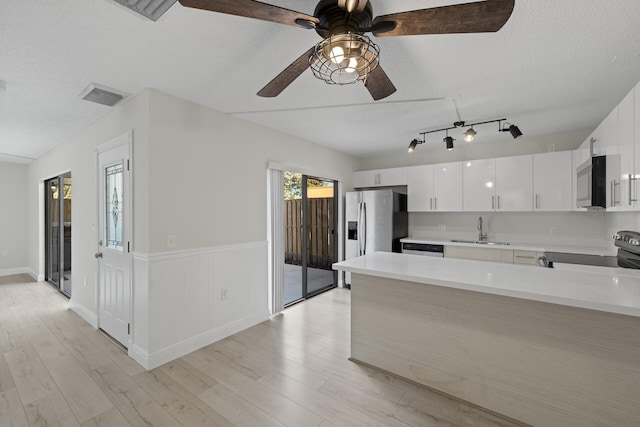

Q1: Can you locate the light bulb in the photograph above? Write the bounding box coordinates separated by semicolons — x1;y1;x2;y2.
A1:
344;58;358;73
464;128;476;142
329;46;344;64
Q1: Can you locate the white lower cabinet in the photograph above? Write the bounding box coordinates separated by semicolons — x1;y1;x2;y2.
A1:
444;246;514;264
533;151;573;211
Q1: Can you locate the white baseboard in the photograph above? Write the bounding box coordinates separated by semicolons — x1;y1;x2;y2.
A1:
25;268;45;282
69;300;99;329
130;310;269;370
0;267;30;277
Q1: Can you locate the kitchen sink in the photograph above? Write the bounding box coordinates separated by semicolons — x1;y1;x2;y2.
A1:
450;239;510;246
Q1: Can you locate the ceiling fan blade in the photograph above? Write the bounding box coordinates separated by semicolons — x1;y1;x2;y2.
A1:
338;0;369;13
372;0;514;37
179;0;319;29
364;66;397;101
257;47;314;98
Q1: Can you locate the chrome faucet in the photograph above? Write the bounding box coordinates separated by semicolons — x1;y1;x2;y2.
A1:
478;216;487;241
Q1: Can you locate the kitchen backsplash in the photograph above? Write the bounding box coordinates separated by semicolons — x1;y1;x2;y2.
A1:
409;211;639;244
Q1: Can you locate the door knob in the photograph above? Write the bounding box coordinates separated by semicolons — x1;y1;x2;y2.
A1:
95;252;103;259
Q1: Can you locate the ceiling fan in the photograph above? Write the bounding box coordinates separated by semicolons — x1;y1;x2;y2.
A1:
178;0;515;100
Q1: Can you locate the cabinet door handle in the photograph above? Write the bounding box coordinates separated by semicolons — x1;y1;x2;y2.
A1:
610;181;615;207
614;180;620;205
535;194;540;209
492;195;495;210
629;174;637;204
497;195;501;210
434;197;438;210
430;197;433;210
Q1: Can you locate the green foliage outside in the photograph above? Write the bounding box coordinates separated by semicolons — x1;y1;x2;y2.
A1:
284;171;328;200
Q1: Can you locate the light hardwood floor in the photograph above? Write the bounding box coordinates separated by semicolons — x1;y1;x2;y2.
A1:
0;274;524;427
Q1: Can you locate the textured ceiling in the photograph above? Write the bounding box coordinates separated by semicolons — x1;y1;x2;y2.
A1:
2;0;640;163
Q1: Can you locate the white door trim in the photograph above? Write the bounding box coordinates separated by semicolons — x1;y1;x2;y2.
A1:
95;130;133;348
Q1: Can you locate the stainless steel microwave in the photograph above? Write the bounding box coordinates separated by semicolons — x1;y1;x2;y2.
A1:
576;155;607;209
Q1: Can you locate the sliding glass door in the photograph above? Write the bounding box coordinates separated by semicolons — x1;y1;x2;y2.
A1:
283;172;337;306
45;173;72;296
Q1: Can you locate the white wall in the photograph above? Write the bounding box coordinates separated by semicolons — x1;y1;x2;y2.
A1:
0;162;28;275
25;88;358;369
146;89;357;252
26;90;151;320
129;89;358;368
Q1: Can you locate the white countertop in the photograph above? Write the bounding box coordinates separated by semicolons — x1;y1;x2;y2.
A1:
400;237;617;256
333;252;640;318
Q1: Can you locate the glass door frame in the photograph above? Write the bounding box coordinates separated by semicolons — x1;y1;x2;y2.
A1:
44;172;71;297
285;174;338;307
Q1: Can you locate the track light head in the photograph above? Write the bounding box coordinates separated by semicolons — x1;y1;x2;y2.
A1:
444;136;454;150
508;124;522;139
408;139;418;152
464;127;476;142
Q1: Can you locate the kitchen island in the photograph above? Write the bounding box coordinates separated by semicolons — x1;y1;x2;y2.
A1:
333;252;640;427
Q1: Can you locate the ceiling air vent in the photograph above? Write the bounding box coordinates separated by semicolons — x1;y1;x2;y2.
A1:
111;0;178;21
80;83;130;107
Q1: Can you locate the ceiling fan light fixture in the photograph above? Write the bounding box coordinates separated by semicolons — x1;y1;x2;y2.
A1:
464;127;476;142
310;33;379;85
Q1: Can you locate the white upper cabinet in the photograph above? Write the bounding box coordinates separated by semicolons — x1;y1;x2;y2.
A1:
533;151;573;211
353;167;406;188
617;88;635;210
635;81;640;210
407;163;462;212
463;158;496;211
407;165;434;212
598;107;620;156
496;155;533;211
572;150;587;211
433;162;463;211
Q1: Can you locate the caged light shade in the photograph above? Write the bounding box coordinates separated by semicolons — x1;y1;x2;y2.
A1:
310;33;380;85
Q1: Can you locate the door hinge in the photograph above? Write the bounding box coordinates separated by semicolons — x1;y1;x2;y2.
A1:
128;323;130;335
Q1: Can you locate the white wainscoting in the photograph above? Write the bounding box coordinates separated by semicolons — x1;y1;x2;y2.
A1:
131;241;269;370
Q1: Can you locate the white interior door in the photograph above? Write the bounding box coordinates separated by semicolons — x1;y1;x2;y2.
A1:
97;136;131;347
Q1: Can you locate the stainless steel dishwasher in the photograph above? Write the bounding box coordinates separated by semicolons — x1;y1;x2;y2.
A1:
401;242;444;257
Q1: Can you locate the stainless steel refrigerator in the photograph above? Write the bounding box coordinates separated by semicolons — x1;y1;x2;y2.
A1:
345;189;408;286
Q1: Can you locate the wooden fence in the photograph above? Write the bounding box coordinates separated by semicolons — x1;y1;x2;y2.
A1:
285;197;334;269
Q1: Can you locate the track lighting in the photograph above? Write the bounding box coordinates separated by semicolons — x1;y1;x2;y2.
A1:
500;123;522;139
464;127;476;142
408;117;522;152
407;137;424;153
444;136;454;150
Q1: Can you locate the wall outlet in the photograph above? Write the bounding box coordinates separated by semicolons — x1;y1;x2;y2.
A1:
166;234;176;249
548;144;556;152
1;250;8;257
437;224;447;232
550;227;559;237
221;288;228;300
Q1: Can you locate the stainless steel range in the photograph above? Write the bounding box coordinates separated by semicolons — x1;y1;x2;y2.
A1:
613;230;640;269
